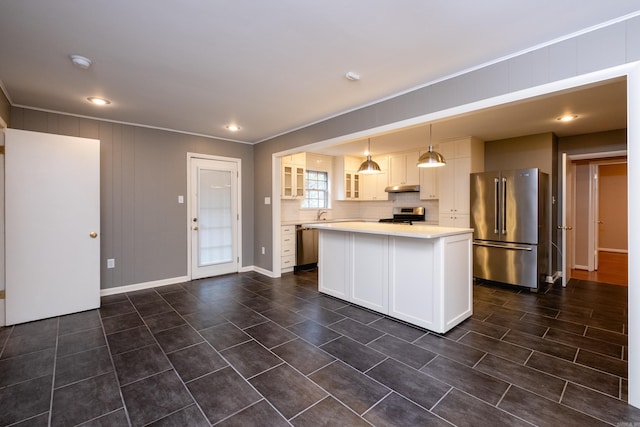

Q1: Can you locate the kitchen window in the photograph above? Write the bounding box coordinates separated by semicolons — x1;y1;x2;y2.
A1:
302;170;328;208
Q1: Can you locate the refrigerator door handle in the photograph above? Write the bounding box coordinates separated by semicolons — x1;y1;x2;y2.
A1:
501;177;507;235
473;241;533;251
494;178;499;234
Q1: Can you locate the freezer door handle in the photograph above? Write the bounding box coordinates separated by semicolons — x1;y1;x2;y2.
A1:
501;177;507;235
473;241;533;251
494;178;499;234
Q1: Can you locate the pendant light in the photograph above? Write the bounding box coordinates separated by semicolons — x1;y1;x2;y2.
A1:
417;124;446;168
357;138;382;174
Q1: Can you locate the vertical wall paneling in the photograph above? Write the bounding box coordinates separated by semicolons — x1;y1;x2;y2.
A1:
11;107;254;289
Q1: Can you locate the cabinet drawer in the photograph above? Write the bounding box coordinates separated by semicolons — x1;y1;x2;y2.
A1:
281;242;295;257
281;255;296;268
281;225;296;235
281;234;295;246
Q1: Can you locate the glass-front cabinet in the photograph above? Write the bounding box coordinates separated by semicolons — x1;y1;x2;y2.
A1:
334;155;362;200
281;153;306;199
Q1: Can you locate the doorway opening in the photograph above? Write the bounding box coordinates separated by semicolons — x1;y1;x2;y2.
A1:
566;155;628;286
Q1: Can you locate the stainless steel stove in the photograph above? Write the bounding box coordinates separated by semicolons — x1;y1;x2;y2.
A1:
378;207;426;225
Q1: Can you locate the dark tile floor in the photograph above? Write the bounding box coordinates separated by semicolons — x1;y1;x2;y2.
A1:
1;270;639;426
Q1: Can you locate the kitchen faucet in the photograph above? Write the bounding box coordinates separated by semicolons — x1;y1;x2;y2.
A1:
316;210;328;220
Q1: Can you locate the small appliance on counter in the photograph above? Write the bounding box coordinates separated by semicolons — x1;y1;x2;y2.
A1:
470;168;549;291
379;207;426;224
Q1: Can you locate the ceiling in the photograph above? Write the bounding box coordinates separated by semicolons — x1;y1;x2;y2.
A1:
0;1;638;144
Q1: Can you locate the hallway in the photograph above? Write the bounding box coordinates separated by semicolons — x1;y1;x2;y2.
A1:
571;251;628;286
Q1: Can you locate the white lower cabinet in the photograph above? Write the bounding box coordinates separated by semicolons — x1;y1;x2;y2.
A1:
281;225;296;272
351;233;388;312
318;230;350;299
388;237;437;329
317;228;472;333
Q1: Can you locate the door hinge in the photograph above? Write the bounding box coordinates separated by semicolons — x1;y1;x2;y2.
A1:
237;214;239;220
0;146;5;155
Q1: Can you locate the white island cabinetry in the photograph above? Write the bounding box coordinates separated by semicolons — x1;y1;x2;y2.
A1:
310;222;473;333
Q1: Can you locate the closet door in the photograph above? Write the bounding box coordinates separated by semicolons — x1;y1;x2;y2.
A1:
5;129;100;325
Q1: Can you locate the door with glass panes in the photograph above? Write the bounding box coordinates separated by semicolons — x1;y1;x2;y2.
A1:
189;156;240;279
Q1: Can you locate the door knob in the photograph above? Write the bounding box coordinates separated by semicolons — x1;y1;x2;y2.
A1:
192;226;199;231
89;232;98;238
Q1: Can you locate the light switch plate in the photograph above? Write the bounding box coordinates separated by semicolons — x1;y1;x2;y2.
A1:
178;195;184;204
264;197;271;205
107;258;115;269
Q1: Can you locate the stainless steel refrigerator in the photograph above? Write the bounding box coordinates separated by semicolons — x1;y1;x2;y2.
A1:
470;168;549;290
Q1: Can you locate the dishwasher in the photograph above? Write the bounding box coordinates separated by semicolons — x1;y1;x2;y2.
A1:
296;225;318;268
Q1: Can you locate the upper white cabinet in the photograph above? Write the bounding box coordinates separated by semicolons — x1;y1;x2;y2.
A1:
360;155;389;201
334;155;362;200
419;167;439;200
281;153;306;199
437;137;484;227
389;151;420;186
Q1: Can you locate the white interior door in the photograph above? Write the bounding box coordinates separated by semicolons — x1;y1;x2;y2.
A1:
189;156;239;279
5;129;100;325
561;153;575;287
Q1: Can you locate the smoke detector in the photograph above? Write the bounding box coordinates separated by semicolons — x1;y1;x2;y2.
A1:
70;55;92;69
345;71;361;81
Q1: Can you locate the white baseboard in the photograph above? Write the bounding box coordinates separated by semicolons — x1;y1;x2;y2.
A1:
99;266;280;296
598;248;628;254
573;264;589;271
251;266;278;278
100;276;189;296
545;271;561;283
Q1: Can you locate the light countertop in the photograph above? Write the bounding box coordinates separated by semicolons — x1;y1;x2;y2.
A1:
281;218;374;226
303;221;473;239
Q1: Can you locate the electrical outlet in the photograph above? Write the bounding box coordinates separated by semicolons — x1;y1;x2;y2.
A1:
261;246;265;255
107;258;115;269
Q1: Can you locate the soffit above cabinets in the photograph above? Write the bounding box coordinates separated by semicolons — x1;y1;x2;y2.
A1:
312;78;627;158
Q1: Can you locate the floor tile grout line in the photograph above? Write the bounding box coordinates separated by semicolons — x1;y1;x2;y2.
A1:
122;293;210;426
46;317;60;426
0;325;15;359
151;286;293;425
211;398;292;427
98;308;134;426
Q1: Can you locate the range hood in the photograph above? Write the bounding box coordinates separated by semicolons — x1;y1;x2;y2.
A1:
384;184;420;193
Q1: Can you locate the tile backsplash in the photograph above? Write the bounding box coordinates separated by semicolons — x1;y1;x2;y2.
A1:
281;192;439;224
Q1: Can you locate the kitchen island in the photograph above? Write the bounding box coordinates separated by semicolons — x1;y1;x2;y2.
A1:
305;222;473;333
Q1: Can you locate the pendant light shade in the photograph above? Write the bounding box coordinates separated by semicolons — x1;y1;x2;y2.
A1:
358;139;382;174
417;124;446;168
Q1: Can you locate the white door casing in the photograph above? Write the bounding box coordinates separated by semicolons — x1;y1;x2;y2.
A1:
5;129;100;325
561;153;574;287
188;154;240;279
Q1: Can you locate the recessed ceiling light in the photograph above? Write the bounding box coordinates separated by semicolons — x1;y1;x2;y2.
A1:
557;114;578;122
87;96;111;106
70;54;92;69
226;124;240;132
